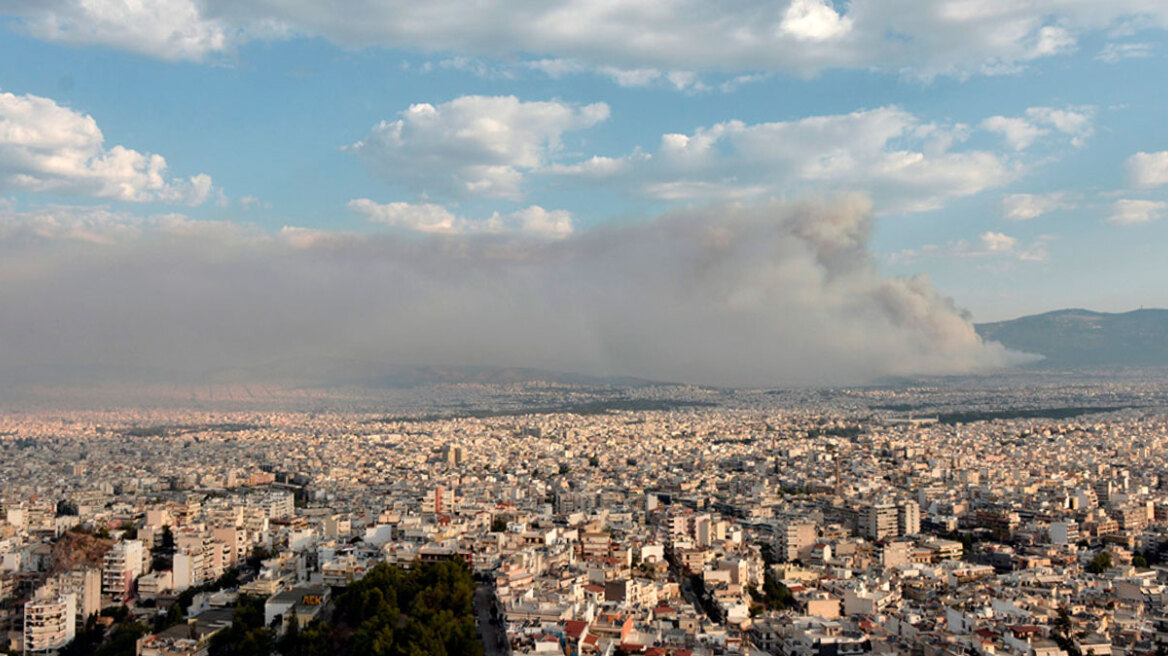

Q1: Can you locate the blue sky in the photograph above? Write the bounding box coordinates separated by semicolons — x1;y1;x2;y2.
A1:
0;1;1167;385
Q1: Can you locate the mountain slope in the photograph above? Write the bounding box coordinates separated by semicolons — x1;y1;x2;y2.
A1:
976;308;1168;368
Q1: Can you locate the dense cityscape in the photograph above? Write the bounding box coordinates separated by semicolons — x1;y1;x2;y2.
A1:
3;0;1168;654
3;374;1168;655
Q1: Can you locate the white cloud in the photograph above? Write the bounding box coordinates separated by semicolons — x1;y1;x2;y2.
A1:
3;1;1167;79
0;204;256;247
348;199;573;238
980;106;1095;150
1107;198;1167;225
890;232;1052;264
0;204;145;244
505;206;574;239
980;116;1048;150
348;95;609;200
0;90;215;204
1001;192;1075;220
780;0;852;41
349;200;462;234
549;106;1018;213
525;59;716;91
1030;25;1076;57
980;231;1017;252
543;154;646;178
1025;106;1095;146
1096;42;1154;63
526;59;588;78
1126;151;1168;188
1;0;241;61
1018;235;1054;262
0;196;1028;387
240;195;272;211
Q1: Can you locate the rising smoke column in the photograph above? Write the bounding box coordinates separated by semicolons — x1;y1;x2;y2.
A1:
0;195;1027;387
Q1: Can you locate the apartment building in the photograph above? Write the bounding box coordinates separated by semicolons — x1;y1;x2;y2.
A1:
23;593;76;653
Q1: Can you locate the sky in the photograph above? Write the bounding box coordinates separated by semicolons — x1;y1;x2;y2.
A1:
0;1;1166;387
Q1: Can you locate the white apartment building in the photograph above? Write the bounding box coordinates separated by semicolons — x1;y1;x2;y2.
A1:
174;549;206;592
102;539;144;602
24;593;76;653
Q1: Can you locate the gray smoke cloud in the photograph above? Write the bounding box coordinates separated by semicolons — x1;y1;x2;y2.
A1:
0;196;1028;388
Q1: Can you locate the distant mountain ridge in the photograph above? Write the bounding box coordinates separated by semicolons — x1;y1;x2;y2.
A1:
976;308;1168;368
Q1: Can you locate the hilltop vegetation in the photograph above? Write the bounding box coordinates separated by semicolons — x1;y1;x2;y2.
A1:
281;561;482;656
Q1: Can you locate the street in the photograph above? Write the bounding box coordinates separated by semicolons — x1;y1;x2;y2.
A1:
474;583;510;656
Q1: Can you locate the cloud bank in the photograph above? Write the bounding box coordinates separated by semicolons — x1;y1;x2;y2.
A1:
0;196;1026;388
1;1;1165;79
350;99;1091;214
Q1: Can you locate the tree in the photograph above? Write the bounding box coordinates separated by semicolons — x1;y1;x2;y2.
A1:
60;616;104;656
759;542;778;566
490;516;508;533
209;595;274;656
1086;551;1112;574
1051;606;1081;656
285;561;483;656
758;570;795;611
160;526;176;554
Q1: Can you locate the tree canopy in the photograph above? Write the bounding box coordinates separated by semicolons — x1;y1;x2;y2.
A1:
281;561;483;656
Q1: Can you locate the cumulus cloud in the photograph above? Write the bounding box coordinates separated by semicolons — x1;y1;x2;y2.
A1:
549;106;1021;213
1001;192;1075;220
980;117;1047;151
1;1;1166;79
1107;199;1167;225
347;95;609;200
980;231;1017;252
780;0;852;42
0;90;215;204
0;197;1027;388
980;106;1095;150
347;199;573;238
1126;151;1168;188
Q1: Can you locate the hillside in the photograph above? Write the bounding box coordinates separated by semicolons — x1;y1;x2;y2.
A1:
976;308;1168;368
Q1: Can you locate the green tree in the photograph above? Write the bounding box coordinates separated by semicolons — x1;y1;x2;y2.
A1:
95;622;148;656
294;561;483;656
160;526;176;554
208;595;274;656
1086;551;1113;574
